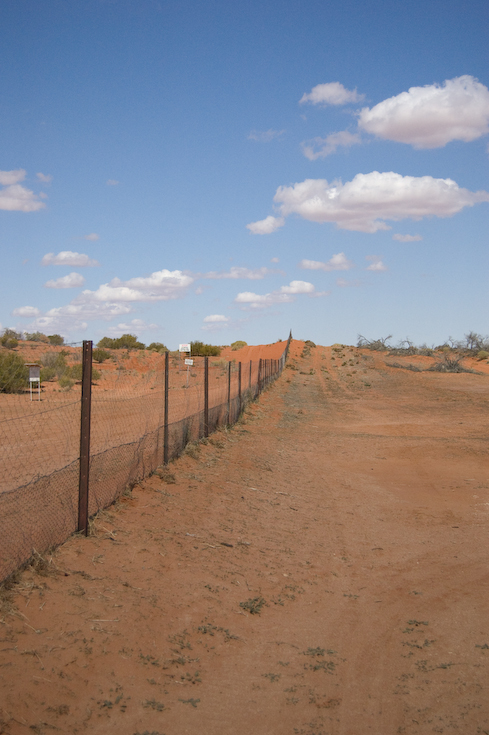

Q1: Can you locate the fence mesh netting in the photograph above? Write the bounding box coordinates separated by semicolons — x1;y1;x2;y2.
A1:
0;338;290;582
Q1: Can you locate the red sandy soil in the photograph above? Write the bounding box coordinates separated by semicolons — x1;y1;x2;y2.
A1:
1;340;489;734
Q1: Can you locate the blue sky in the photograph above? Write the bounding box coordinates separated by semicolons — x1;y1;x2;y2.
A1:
1;0;488;349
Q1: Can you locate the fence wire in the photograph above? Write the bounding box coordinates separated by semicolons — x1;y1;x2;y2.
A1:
0;337;291;582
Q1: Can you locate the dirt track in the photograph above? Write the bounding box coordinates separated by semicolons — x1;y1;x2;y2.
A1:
1;341;489;734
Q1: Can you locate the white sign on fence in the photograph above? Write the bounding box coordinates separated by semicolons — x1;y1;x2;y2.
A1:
179;343;191;353
185;359;194;366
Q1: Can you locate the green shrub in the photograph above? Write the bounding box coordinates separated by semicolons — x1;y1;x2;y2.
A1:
1;329;21;350
92;348;112;363
41;352;67;378
40;366;57;382
231;340;247;351
190;341;221;357
25;331;49;343
476;350;489;360
97;334;145;350
67;363;101;382
58;374;74;390
0;352;28;393
48;334;64;346
147;342;168;353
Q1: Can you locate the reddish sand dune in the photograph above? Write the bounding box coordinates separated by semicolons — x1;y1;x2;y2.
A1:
1;340;489;734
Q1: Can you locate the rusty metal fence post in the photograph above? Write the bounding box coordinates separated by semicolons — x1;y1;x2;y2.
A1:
227;360;231;425
78;340;92;536
238;361;242;416
204;356;209;437
164;350;169;464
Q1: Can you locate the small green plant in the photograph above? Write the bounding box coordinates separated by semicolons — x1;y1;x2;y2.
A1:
24;331;49;343
48;334;64;346
67;363;101;382
231;340;247;351
40;351;68;378
147;342;168;353
190;341;221;357
92;348;112;363
0;328;21;349
239;597;266;614
0;351;28;393
97;334;145;350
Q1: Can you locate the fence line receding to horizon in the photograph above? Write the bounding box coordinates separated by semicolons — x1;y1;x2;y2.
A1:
0;334;292;582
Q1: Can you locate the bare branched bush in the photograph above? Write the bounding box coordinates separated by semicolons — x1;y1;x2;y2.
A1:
357;334;392;351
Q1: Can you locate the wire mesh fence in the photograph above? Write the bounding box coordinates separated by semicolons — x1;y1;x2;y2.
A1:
0;335;291;582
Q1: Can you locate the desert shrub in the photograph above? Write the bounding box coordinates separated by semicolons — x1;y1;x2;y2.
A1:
97;334;145;350
427;355;474;373
41;352;68;378
24;331;49;343
67;363;101;381
48;334;64;346
464;332;488;352
1;328;21;350
357;334;392;351
231;340;247;351
190;341;221;357
476;350;489;360
147;342;168;353
92;348;112;363
304;340;316;348
0;351;28;393
58;374;74;390
40;366;57;382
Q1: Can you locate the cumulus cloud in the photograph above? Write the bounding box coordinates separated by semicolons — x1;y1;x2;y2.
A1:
271;171;489;233
0;169;46;212
84;233;100;241
203;314;230;323
204;266;273;280
42;251;100;267
301;131;361;160
299;253;354;271
270;257;279;263
44;272;86;289
358;76;489;149
11;306;41;318
248;129;285;142
365;255;387;272
393;233;423;242
27;301;133;335
106;179;119;186
235;280;315;309
300;82;364;106
106;319;158;334
75;269;193;304
246;215;285;235
36;172;52;183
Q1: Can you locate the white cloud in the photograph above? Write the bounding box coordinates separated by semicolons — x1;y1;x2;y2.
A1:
11;306;41;318
204;266;273;280
246;215;284;235
272;171;489;233
36;172;52;183
299;253;354;271
366;255;387;272
27;301;133;336
44;272;86;289
393;233;423;242
0;168;45;212
358;76;489;149
42;251;100;267
0;169;26;186
280;280;315;295
248;129;285;142
235;280;315;309
301;131;361;160
300;82;364;106
106;179;119;186
75;269;193;304
203;314;230;323
270;257;279;263
84;233;100;241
